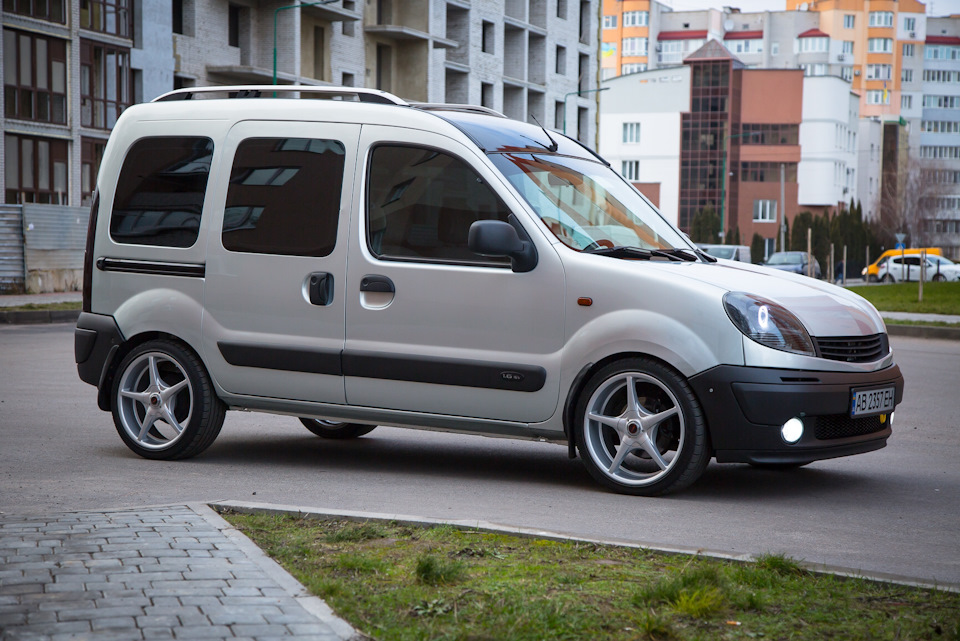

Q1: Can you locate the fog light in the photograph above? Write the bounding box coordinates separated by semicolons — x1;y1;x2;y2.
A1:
781;417;804;444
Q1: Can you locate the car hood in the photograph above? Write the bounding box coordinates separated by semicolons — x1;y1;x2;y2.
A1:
653;259;885;337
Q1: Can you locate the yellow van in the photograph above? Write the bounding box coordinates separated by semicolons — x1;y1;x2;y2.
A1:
863;248;942;282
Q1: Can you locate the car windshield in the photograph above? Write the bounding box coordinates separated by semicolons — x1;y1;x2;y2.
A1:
488;153;690;252
767;253;801;265
929;255;955;266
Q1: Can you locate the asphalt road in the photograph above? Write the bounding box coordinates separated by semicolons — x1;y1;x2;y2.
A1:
1;323;957;587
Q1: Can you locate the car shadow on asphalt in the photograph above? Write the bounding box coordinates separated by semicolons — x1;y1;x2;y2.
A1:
140;428;877;500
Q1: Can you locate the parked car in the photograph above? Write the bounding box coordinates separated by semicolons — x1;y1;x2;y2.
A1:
763;251;822;279
877;254;960;283
698;244;752;263
862;248;942;282
74;85;904;496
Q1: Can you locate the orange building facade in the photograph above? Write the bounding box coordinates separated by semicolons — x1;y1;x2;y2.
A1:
601;0;653;79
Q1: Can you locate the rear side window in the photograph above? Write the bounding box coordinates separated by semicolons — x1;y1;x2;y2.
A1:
111;137;213;248
366;145;512;265
222;137;345;257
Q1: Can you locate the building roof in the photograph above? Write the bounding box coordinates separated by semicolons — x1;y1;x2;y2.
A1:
684;39;745;67
926;35;960;45
724;30;763;40
797;28;829;38
658;30;708;41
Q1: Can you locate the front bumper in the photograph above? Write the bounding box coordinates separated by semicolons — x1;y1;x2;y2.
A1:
689;363;904;465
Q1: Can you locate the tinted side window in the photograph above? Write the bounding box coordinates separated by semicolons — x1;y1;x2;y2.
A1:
366;145;512;265
110;137;213;247
222;138;345;257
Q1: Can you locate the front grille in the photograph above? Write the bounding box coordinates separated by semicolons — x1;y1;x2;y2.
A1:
814;334;888;363
814;414;886;440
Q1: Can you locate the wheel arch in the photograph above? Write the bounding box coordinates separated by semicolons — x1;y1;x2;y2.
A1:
562;351;708;459
97;331;205;411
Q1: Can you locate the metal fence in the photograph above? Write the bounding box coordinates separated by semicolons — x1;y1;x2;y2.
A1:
0;206;25;294
0;204;89;294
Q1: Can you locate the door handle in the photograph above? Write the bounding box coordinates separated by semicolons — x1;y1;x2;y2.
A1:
308;272;333;306
360;275;395;293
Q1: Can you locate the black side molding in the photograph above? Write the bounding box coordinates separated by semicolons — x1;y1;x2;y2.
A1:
343;351;546;392
96;257;205;278
218;343;342;376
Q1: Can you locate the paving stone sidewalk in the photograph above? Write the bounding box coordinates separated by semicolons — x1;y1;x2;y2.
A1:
0;505;360;641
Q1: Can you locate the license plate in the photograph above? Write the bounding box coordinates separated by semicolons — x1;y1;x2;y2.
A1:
850;386;895;417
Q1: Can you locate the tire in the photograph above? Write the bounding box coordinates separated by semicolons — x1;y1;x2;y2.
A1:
112;340;225;460
882;274;895;283
575;358;710;496
299;418;376;439
933;273;946;282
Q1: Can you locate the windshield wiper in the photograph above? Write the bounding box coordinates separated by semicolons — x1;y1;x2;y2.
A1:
582;246;711;262
658;248;711;263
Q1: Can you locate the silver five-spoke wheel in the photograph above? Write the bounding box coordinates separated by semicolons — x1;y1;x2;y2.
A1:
112;340;225;459
576;358;709;496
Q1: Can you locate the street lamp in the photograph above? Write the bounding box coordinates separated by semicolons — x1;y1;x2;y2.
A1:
562;87;609;136
718;129;761;244
273;0;339;85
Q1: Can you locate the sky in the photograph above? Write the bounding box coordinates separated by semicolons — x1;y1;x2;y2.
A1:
658;0;960;16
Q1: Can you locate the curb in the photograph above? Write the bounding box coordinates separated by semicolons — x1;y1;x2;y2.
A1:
0;309;80;324
210;500;960;593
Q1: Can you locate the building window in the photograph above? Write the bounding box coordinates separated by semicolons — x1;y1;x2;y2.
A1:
923;70;960;83
922;95;960;109
901;95;913;110
868;11;893;28
867;38;893;54
741;162;796;183
866;64;892;80
555;100;564;130
740;124;799;145
556;0;566;19
771;42;779;55
481;82;493;109
228;3;240;47
622;122;640;143
753;199;777;222
621;160;639;181
925;44;960;60
842;41;854;54
4;0;66;23
555;45;566;74
80;39;132;130
621;63;645;75
797;37;828;53
866;90;890;105
843;14;854;29
904;17;916;32
731;39;762;54
623;11;648;27
920;146;960;159
841;66;853;81
4;134;69;205
81;137;107;204
903;43;915;57
622;37;647;57
3;30;68;125
921;121;960;134
79;0;132;37
902;69;913;83
482;20;495;53
602;15;617;29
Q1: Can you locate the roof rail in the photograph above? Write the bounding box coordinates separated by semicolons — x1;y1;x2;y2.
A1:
152;85;408;106
410;102;507;118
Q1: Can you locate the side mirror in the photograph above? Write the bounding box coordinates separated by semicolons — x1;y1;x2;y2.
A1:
468;219;537;273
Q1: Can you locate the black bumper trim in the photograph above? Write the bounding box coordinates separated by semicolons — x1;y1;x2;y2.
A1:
689;363;904;462
75;312;125;397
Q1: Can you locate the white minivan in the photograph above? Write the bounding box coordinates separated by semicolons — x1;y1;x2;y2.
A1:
75;86;904;495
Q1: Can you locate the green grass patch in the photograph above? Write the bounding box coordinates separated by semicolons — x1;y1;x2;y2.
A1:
223;511;960;641
0;301;81;311
847;282;960;316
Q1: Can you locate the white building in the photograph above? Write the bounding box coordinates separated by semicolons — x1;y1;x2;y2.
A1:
799;75;859;210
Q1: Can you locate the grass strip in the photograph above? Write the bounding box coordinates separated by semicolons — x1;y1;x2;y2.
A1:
222;512;960;641
847;282;960;316
0;301;81;311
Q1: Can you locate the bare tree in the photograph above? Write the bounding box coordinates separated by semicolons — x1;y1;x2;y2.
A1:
879;156;950;247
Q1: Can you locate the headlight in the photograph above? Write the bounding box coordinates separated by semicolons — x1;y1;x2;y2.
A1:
723;292;816;357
